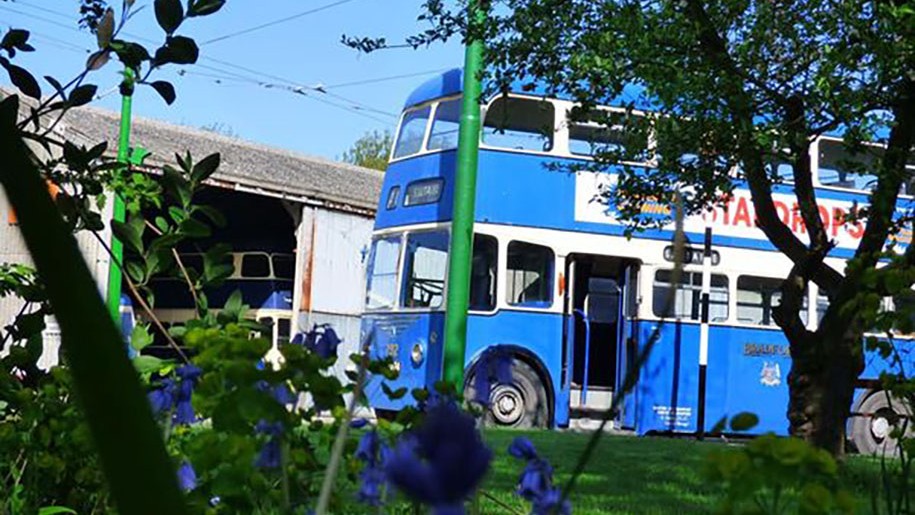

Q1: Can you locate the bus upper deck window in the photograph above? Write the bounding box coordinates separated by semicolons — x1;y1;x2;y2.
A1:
242;253;271;278
427;98;462;151
470;234;498;311
568;111;647;159
506;241;554;307
483;97;555;152
401;231;449;309
818;139;880;191
393;106;432;159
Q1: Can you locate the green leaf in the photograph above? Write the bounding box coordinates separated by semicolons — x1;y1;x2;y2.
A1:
155;36;198;66
223;289;243;315
154;0;184;34
709;415;728;435
178;217;211;238
131;325;154;352
188;0;225;16
133;355;168;374
6;63;41;99
148;80;176;105
68;84;97;107
38;507;78;515
194;205;226;227
191;153;220;183
729;412;760;432
86;49;111;71
96;8;115;48
125;260;146;284
154;216;170;233
112;220;143;253
382;382;408;400
110;41;150;72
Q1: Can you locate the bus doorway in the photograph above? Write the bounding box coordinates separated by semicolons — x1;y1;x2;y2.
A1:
565;254;639;417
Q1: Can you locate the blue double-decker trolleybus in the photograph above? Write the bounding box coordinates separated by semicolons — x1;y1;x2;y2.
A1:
362;68;915;452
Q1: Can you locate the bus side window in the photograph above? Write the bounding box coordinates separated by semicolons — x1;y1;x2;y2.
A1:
469;235;498;311
817;139;880;191
506;241;554;307
393;106;432;159
652;270;728;321
277;318;291;346
736;276;808;326
272;254;294;280
427;98;462;151
242;253;271;278
483;97;555;152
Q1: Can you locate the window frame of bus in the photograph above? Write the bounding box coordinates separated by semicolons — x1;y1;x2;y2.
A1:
505;240;555;309
735;275;809;328
469;233;499;313
652;269;729;322
565;106;653;165
364;233;404;311
391;104;434;161
813;136;915;196
480;94;558;155
400;229;450;311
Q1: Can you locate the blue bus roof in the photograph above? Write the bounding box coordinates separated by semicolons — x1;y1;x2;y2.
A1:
403;68;658;113
402;68;892;142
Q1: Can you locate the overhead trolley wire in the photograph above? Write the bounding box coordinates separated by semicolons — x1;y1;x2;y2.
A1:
200;0;358;45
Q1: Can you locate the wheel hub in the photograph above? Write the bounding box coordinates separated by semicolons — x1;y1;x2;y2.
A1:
491;384;524;425
872;416;890;440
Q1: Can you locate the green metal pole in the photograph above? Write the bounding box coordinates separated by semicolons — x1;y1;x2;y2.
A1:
442;1;486;389
106;68;134;321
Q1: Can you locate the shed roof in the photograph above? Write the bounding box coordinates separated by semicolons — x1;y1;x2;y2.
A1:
55;103;384;215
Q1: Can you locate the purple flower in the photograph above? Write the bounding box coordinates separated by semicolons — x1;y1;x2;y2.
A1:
518;458;553;501
508;437;539;460
177;461;197;492
147;378;177;415
297;324;342;359
356;465;386;506
355;430;392;506
172;365;202;426
507;438;571;514
384;400;492;511
531;488;571;515
254;420;284;469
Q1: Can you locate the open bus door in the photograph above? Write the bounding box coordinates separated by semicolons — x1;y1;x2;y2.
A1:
616;263;639;427
564;254;639;422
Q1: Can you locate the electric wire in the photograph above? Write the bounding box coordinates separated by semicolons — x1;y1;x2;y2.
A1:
5;3;399;123
200;0;358;45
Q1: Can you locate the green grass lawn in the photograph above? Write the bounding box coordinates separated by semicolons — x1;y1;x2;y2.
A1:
347;429;904;514
476;429;721;514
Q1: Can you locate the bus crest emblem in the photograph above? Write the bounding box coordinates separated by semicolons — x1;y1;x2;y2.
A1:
760;361;781;387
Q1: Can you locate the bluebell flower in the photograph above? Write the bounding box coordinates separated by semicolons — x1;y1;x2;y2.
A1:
508;437;539;460
356;465;386;506
531;487;571;515
209;496;221;507
315;326;341;359
354;430;392;506
517;458;553;501
173;365;202;426
177;461;197;492
385;399;492;512
256;380;295;406
507;438;571;514
350;418;369;429
147;378;177;415
254;420;284;469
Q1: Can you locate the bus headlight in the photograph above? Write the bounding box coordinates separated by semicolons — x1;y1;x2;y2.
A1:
411;342;425;366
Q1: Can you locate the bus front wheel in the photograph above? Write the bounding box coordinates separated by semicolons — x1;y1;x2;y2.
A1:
851;391;912;456
466;358;549;428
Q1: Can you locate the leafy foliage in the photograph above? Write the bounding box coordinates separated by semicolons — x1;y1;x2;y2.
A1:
340;129;393;171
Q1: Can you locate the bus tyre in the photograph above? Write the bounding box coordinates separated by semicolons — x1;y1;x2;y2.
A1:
466;358;549;429
851;391;912;456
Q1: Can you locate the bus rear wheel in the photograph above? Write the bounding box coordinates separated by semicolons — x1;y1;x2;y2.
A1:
466;357;549;428
851;391;912;456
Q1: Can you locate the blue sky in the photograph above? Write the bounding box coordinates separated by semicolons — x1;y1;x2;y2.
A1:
0;0;463;160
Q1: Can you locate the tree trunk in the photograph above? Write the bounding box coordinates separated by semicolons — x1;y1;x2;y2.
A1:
786;331;864;459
